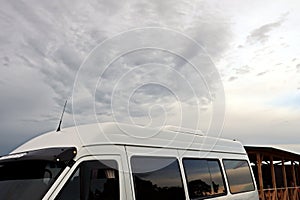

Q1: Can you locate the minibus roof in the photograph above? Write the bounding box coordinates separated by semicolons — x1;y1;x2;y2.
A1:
12;122;246;155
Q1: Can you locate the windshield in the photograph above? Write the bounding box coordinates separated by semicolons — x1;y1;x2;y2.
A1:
0;160;67;200
0;147;77;200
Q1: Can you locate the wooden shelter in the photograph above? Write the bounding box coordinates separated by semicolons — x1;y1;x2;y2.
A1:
245;146;300;200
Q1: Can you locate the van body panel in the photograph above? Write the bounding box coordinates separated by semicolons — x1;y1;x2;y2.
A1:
1;123;259;200
12;123;245;155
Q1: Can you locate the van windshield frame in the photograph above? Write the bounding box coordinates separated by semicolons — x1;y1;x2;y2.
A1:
0;147;77;200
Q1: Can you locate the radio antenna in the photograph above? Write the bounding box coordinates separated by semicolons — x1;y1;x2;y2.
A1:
56;100;68;132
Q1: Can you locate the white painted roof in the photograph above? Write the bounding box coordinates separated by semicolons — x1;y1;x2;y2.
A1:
12;122;246;155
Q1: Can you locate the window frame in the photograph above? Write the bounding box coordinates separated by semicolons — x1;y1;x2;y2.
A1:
182;158;227;200
54;162;81;200
54;159;120;200
130;155;186;200
222;159;255;195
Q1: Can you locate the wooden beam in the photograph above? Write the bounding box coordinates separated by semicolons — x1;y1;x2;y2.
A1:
282;160;288;187
298;161;300;185
245;149;300;161
270;156;277;197
281;159;288;200
291;161;297;200
257;153;265;200
291;161;297;186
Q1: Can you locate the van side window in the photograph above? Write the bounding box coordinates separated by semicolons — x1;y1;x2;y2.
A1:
131;156;185;200
183;159;226;199
56;160;119;200
223;159;255;194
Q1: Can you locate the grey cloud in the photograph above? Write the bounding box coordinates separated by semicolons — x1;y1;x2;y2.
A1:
257;71;268;76
0;120;58;155
95;91;112;105
0;2;81;102
133;84;173;97
52;45;82;71
280;43;289;48
2;56;9;67
247;21;282;43
19;117;58;123
234;65;251;75
127;0;231;60
247;13;288;44
0;74;50;119
0;0;232;153
228;76;238;82
2;0;231;107
225;66;251;82
73;40;221;127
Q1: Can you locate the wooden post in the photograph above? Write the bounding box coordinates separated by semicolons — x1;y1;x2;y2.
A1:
257;153;265;200
298;161;300;185
291;161;297;199
281;160;288;200
298;161;300;200
270;156;277;200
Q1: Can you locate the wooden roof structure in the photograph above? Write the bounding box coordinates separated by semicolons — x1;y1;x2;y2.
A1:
245;146;300;200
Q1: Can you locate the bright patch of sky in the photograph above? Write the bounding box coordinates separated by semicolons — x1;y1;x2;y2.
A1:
208;0;300;144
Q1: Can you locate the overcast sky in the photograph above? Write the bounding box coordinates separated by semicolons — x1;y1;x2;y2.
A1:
0;0;299;155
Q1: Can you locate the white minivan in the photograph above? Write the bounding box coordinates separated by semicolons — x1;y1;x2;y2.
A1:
0;122;259;200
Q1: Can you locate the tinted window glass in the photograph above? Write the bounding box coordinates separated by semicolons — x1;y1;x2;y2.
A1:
0;160;66;200
56;160;119;200
183;159;226;199
208;161;226;195
131;156;185;200
223;160;255;194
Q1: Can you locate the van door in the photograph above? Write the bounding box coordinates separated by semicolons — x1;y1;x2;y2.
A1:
47;146;129;200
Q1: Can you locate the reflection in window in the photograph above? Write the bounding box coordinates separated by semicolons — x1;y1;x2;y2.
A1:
56;160;119;200
183;159;226;199
131;156;185;200
223;160;255;194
